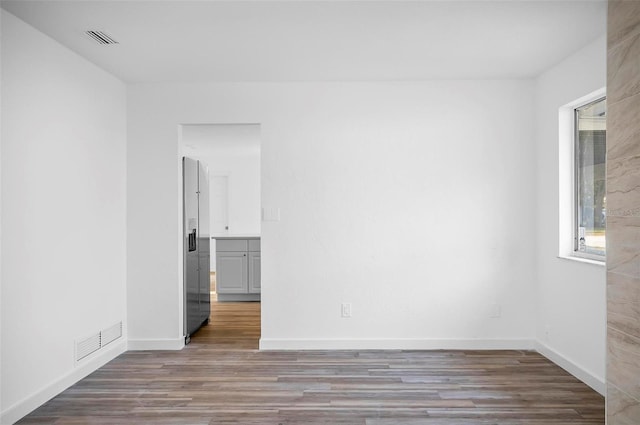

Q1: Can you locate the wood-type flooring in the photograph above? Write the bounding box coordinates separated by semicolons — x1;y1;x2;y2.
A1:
18;300;604;424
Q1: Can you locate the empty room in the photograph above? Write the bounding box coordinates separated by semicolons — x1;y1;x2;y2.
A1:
1;0;639;424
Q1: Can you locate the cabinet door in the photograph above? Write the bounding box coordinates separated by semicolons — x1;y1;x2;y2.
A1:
216;252;248;294
248;251;261;294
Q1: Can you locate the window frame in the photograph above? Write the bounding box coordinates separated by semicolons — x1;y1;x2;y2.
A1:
572;96;606;262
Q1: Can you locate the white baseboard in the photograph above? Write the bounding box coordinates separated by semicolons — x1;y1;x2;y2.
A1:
127;338;185;351
1;339;126;425
259;338;535;351
535;341;605;395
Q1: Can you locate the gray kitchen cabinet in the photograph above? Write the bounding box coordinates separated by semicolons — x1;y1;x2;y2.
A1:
216;252;248;294
216;237;260;301
248;251;261;293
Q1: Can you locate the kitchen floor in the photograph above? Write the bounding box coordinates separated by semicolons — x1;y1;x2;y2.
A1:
192;297;261;350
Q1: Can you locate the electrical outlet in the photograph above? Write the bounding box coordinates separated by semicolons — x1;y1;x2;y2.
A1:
341;303;352;318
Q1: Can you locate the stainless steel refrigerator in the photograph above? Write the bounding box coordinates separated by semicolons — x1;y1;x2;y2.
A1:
183;157;210;343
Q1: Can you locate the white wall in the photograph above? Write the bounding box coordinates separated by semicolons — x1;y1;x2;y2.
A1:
127;80;538;350
1;11;127;423
206;153;260;237
534;35;607;394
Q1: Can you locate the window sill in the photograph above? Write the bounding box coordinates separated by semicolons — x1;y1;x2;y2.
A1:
557;254;605;266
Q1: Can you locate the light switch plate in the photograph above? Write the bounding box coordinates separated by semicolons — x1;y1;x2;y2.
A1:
262;207;281;222
341;303;352;318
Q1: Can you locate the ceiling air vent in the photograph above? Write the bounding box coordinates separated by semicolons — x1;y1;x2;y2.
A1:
86;30;119;45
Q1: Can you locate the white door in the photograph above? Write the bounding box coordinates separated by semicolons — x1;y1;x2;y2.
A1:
211;176;229;234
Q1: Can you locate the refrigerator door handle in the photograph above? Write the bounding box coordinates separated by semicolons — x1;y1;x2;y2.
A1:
188;228;197;252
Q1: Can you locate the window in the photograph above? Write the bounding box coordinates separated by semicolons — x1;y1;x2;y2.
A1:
574;97;606;258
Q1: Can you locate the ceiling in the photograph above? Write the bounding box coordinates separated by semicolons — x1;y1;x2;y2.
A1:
1;0;607;83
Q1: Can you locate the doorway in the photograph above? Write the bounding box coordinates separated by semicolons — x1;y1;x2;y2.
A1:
180;124;261;346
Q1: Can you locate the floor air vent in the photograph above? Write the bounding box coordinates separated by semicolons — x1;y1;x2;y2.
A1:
76;333;101;361
102;322;122;347
75;321;123;363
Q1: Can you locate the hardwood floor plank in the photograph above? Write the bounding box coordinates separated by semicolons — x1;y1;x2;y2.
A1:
17;300;604;424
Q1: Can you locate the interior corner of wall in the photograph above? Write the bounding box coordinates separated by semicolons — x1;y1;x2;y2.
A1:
535;340;605;395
